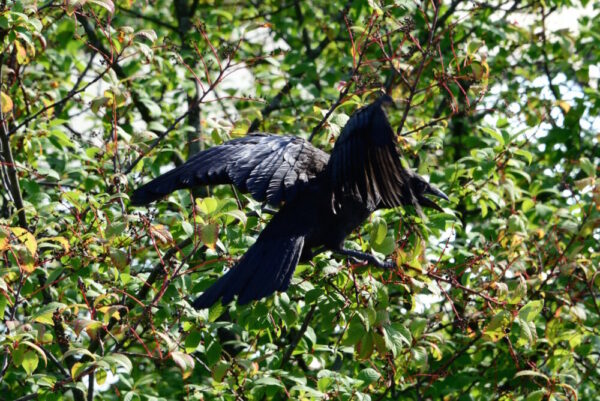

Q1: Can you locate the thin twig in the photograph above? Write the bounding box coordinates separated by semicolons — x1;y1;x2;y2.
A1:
400;115;450;136
281;303;317;367
7;64;111;137
308;13;378;142
395;1;442;136
247;2;352;133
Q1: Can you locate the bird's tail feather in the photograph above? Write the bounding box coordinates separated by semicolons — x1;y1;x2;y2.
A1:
192;234;304;309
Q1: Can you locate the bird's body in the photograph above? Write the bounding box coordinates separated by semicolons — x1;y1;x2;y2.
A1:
131;96;448;308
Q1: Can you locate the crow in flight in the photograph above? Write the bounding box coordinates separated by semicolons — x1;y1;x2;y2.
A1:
131;95;448;308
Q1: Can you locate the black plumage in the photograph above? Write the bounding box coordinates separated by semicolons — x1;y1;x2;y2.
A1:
131;96;449;308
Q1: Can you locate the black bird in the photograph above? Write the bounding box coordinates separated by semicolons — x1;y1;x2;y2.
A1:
131;96;448;308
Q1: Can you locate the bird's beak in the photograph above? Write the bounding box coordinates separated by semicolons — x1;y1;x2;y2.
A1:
419;185;449;212
425;185;449;201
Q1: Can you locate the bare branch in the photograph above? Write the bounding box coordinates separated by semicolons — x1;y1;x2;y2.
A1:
395;1;442;136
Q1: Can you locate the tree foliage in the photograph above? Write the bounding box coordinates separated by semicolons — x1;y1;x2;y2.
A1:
1;0;599;400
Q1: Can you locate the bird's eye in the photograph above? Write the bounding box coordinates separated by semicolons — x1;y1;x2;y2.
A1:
414;179;427;193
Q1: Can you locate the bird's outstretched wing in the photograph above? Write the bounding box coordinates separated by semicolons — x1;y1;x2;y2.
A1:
328;99;415;209
131;134;329;206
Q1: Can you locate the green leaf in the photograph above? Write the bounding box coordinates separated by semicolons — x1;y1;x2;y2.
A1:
205;339;222;366
134;29;157;42
31;302;67;325
184;331;202;353
22;341;47;367
22;350;39;375
13;345;26;367
515;149;533;165
255;376;284;388
372;236;395;255
519;301;543;322
382;323;411;356
103;354;132;373
345;316;367;346
526;390;546;401
370;217;387;245
357;332;374;359
87;0;115;14
357;368;381;385
480;126;504;146
212;361;229;382
198;197;219;215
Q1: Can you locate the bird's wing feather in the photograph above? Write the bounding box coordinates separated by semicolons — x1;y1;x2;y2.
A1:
131;134;330;206
328;102;416;209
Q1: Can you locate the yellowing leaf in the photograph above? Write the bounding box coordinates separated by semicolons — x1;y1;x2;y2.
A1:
72;318;103;338
556;100;571;113
96;369;107;385
150;224;173;245
42;98;54;119
39;236;70;252
0;226;9;251
171;351;195;379
1;91;13;114
109;248;128;270
198;197;219;215
15;40;29;64
483;310;511;342
10;227;37;257
200;223;219;250
71;362;87;380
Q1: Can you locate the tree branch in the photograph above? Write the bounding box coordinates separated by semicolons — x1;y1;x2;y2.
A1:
247;2;352;133
395;1;442;136
76;14;156;126
280;303;317;367
0;125;26;228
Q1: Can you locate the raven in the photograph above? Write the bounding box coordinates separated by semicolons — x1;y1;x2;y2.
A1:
131;95;448;308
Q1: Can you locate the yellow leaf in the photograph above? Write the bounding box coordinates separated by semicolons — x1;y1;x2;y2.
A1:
8;228;38;273
42;98;54;119
39;236;70;252
0;226;9;251
0;91;13;114
10;227;37;257
557;100;571;113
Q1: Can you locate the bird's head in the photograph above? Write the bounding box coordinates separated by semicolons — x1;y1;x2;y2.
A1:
408;173;449;212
